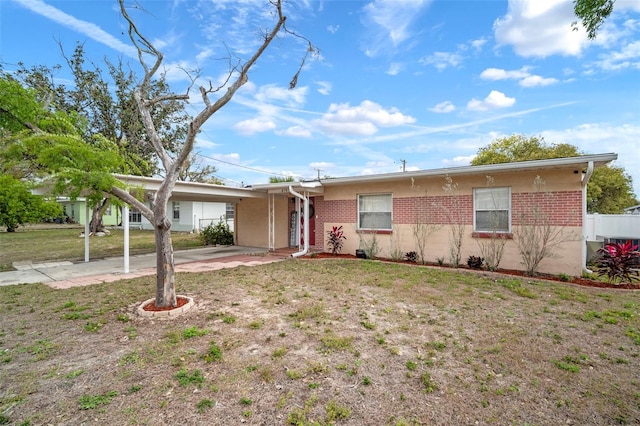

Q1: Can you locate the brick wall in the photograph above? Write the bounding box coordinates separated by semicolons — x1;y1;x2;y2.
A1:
315;190;582;230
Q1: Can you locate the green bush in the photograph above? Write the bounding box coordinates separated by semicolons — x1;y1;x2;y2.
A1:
201;221;234;246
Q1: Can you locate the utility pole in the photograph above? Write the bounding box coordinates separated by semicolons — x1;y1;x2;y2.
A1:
399;159;406;172
314;168;323;180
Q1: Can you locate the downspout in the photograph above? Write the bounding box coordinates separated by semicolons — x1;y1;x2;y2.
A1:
289;186;309;258
582;161;594;273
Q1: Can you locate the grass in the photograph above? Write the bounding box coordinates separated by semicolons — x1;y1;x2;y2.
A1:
1;258;640;425
0;225;204;271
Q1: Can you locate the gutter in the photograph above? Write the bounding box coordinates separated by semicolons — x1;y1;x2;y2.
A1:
289;186;309;258
582;161;594;273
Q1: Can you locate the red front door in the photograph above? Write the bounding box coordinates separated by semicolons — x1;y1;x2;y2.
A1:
309;198;315;246
300;197;316;247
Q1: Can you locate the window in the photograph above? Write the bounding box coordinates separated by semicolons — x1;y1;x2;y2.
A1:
358;194;392;230
172;202;180;220
473;187;510;233
129;209;142;223
225;203;235;220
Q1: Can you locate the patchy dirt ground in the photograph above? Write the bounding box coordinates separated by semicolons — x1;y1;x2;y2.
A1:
1;258;640;425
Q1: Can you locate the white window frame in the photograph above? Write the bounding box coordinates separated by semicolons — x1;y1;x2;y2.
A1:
129;209;142;224
357;193;392;231
225;203;235;220
473;187;511;233
172;202;180;221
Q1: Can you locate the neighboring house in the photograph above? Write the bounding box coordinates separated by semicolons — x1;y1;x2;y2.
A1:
625;205;640;215
128;200;234;232
57;197;120;226
584;213;640;260
57;196;233;232
237;154;618;276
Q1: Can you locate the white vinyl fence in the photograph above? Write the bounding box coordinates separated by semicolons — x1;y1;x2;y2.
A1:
585;214;640;260
585;214;640;241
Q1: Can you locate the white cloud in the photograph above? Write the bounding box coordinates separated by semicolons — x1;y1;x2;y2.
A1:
429;101;456;113
471;38;488;51
276;126;312;138
254;84;307;108
314;100;416;136
327;24;339;34
386;62;403;75
361;0;432;57
12;0;138;57
315;81;332;95
519;75;559;87
480;67;530;80
419;51;464;71
309;161;336;169
441;155;476;167
467;90;516;111
540;123;640;196
480;66;559;87
494;0;588;58
592;40;640;71
233;117;276;135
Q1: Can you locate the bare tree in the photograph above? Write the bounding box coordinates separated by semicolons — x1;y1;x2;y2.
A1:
109;0;315;307
513;176;580;276
410;178;440;264
476;176;507;271
439;175;466;267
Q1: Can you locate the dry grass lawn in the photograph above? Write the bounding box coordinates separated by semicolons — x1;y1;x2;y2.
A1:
0;226;204;271
1;259;639;425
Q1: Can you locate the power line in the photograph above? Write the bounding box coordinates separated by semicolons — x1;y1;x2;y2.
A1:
194;152;298;180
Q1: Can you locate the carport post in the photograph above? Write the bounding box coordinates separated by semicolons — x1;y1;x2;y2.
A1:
84;203;90;262
123;205;129;273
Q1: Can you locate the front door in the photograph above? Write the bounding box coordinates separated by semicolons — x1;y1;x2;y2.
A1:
299;197;316;247
308;197;315;246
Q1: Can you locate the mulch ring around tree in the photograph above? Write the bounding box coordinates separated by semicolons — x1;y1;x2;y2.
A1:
302;252;640;290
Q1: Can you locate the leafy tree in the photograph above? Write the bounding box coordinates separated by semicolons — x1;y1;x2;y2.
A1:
471;134;637;214
269;176;296;183
0;175;62;231
3;0;314;308
573;0;615;40
0;74;124;230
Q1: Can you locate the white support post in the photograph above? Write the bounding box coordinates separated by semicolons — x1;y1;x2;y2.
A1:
268;193;275;251
84;203;90;262
123;205;129;273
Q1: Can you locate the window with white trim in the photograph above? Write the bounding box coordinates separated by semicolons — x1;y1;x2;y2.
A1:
473;187;510;233
225;203;235;220
358;193;392;230
129;209;142;223
172;202;180;220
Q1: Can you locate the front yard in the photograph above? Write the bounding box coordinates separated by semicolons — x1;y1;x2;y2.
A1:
1;259;639;425
0;226;204;271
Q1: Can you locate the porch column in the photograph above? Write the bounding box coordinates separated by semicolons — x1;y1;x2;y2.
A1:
268;193;275;251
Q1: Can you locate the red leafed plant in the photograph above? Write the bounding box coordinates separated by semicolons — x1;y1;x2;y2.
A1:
326;225;346;255
596;240;640;283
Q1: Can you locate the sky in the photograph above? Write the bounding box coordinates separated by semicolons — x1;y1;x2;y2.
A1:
1;0;639;196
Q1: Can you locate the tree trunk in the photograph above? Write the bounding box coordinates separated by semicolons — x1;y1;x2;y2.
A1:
154;216;177;308
89;199;108;234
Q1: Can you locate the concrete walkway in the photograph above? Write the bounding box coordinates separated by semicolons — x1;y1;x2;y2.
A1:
0;246;292;288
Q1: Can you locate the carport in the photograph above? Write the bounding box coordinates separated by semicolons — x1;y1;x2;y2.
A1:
79;174;267;273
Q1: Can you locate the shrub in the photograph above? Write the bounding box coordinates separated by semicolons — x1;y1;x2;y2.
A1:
595;240;640;283
326;226;346;255
467;255;484;269
201;221;234;246
405;251;418;263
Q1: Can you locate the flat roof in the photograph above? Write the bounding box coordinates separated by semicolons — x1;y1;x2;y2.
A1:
249;153;618;193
